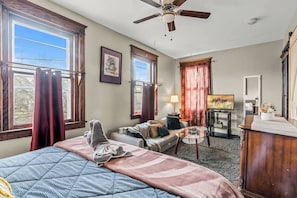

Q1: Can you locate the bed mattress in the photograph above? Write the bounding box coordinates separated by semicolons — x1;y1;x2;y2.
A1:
0;146;178;197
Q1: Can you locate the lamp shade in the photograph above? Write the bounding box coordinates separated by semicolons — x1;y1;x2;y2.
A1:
170;95;179;103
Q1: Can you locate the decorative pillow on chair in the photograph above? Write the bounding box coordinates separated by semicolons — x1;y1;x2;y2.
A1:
149;124;162;138
157;126;170;137
167;116;181;130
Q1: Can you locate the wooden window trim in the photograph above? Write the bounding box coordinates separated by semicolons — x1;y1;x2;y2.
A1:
0;121;86;141
0;0;87;141
130;45;158;119
180;57;212;67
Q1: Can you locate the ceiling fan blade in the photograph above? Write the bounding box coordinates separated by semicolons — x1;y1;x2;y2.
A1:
133;13;161;24
173;0;187;6
167;21;176;32
140;0;162;8
178;10;211;19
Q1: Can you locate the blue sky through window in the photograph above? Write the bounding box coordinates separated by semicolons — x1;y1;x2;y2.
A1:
14;24;67;69
134;59;150;82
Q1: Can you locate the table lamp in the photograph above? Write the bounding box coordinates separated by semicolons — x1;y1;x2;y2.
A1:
170;95;179;113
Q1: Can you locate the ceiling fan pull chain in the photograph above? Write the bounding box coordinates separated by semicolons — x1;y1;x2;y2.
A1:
169;31;173;41
164;23;168;37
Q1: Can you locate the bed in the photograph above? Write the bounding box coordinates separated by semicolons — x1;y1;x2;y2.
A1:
0;136;244;198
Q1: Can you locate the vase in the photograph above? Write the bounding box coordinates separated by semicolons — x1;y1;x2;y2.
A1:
260;112;275;121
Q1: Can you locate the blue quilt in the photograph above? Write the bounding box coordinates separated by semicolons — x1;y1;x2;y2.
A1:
0;146;178;198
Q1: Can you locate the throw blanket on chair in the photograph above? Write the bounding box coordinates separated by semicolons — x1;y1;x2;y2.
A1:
84;120;131;166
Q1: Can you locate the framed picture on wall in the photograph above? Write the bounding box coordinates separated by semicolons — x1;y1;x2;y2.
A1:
100;46;122;84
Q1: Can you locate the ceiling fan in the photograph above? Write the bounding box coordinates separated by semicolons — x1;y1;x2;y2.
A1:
133;0;211;32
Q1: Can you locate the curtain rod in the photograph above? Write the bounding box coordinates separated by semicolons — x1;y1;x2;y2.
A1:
129;80;162;86
0;61;85;75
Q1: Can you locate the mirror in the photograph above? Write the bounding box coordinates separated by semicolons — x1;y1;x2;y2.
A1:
243;75;262;116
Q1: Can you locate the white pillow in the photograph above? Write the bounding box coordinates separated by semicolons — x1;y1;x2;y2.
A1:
0;177;14;198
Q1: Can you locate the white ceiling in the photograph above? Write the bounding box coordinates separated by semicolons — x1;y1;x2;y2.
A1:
49;0;297;59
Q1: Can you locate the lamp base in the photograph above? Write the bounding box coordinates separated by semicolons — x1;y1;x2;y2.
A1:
168;113;180;118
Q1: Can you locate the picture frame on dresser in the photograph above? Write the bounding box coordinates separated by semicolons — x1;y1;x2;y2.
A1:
100;46;122;84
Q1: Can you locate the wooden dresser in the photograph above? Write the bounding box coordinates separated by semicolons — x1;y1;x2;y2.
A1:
239;115;297;198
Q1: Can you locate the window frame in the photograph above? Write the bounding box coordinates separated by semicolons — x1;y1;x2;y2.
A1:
0;0;87;141
130;45;158;119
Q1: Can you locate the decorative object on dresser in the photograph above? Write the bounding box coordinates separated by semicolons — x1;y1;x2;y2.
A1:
239;115;297;198
260;102;276;120
260;112;275;121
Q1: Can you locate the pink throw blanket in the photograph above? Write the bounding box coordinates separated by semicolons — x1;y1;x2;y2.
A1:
55;136;243;198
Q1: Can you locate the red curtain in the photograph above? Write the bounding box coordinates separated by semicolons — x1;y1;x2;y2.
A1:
141;83;155;122
31;68;65;151
180;58;211;126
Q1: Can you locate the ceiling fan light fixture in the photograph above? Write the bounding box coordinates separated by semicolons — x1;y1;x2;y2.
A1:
161;0;174;5
162;13;175;23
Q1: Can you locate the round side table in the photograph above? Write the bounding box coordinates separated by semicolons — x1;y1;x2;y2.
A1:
174;126;210;159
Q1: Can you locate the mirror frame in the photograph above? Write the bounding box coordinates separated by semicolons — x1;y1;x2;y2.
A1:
243;75;262;116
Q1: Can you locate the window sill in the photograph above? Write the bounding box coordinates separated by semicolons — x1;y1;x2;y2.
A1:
131;114;141;119
0;121;85;141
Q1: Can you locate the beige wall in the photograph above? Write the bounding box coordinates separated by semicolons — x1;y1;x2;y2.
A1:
0;0;176;158
177;41;283;134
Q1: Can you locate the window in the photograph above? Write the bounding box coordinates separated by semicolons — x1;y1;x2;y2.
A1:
0;0;87;140
180;58;211;126
130;45;158;119
12;21;71;126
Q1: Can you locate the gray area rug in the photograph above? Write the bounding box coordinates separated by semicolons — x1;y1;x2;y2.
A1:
163;135;240;186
